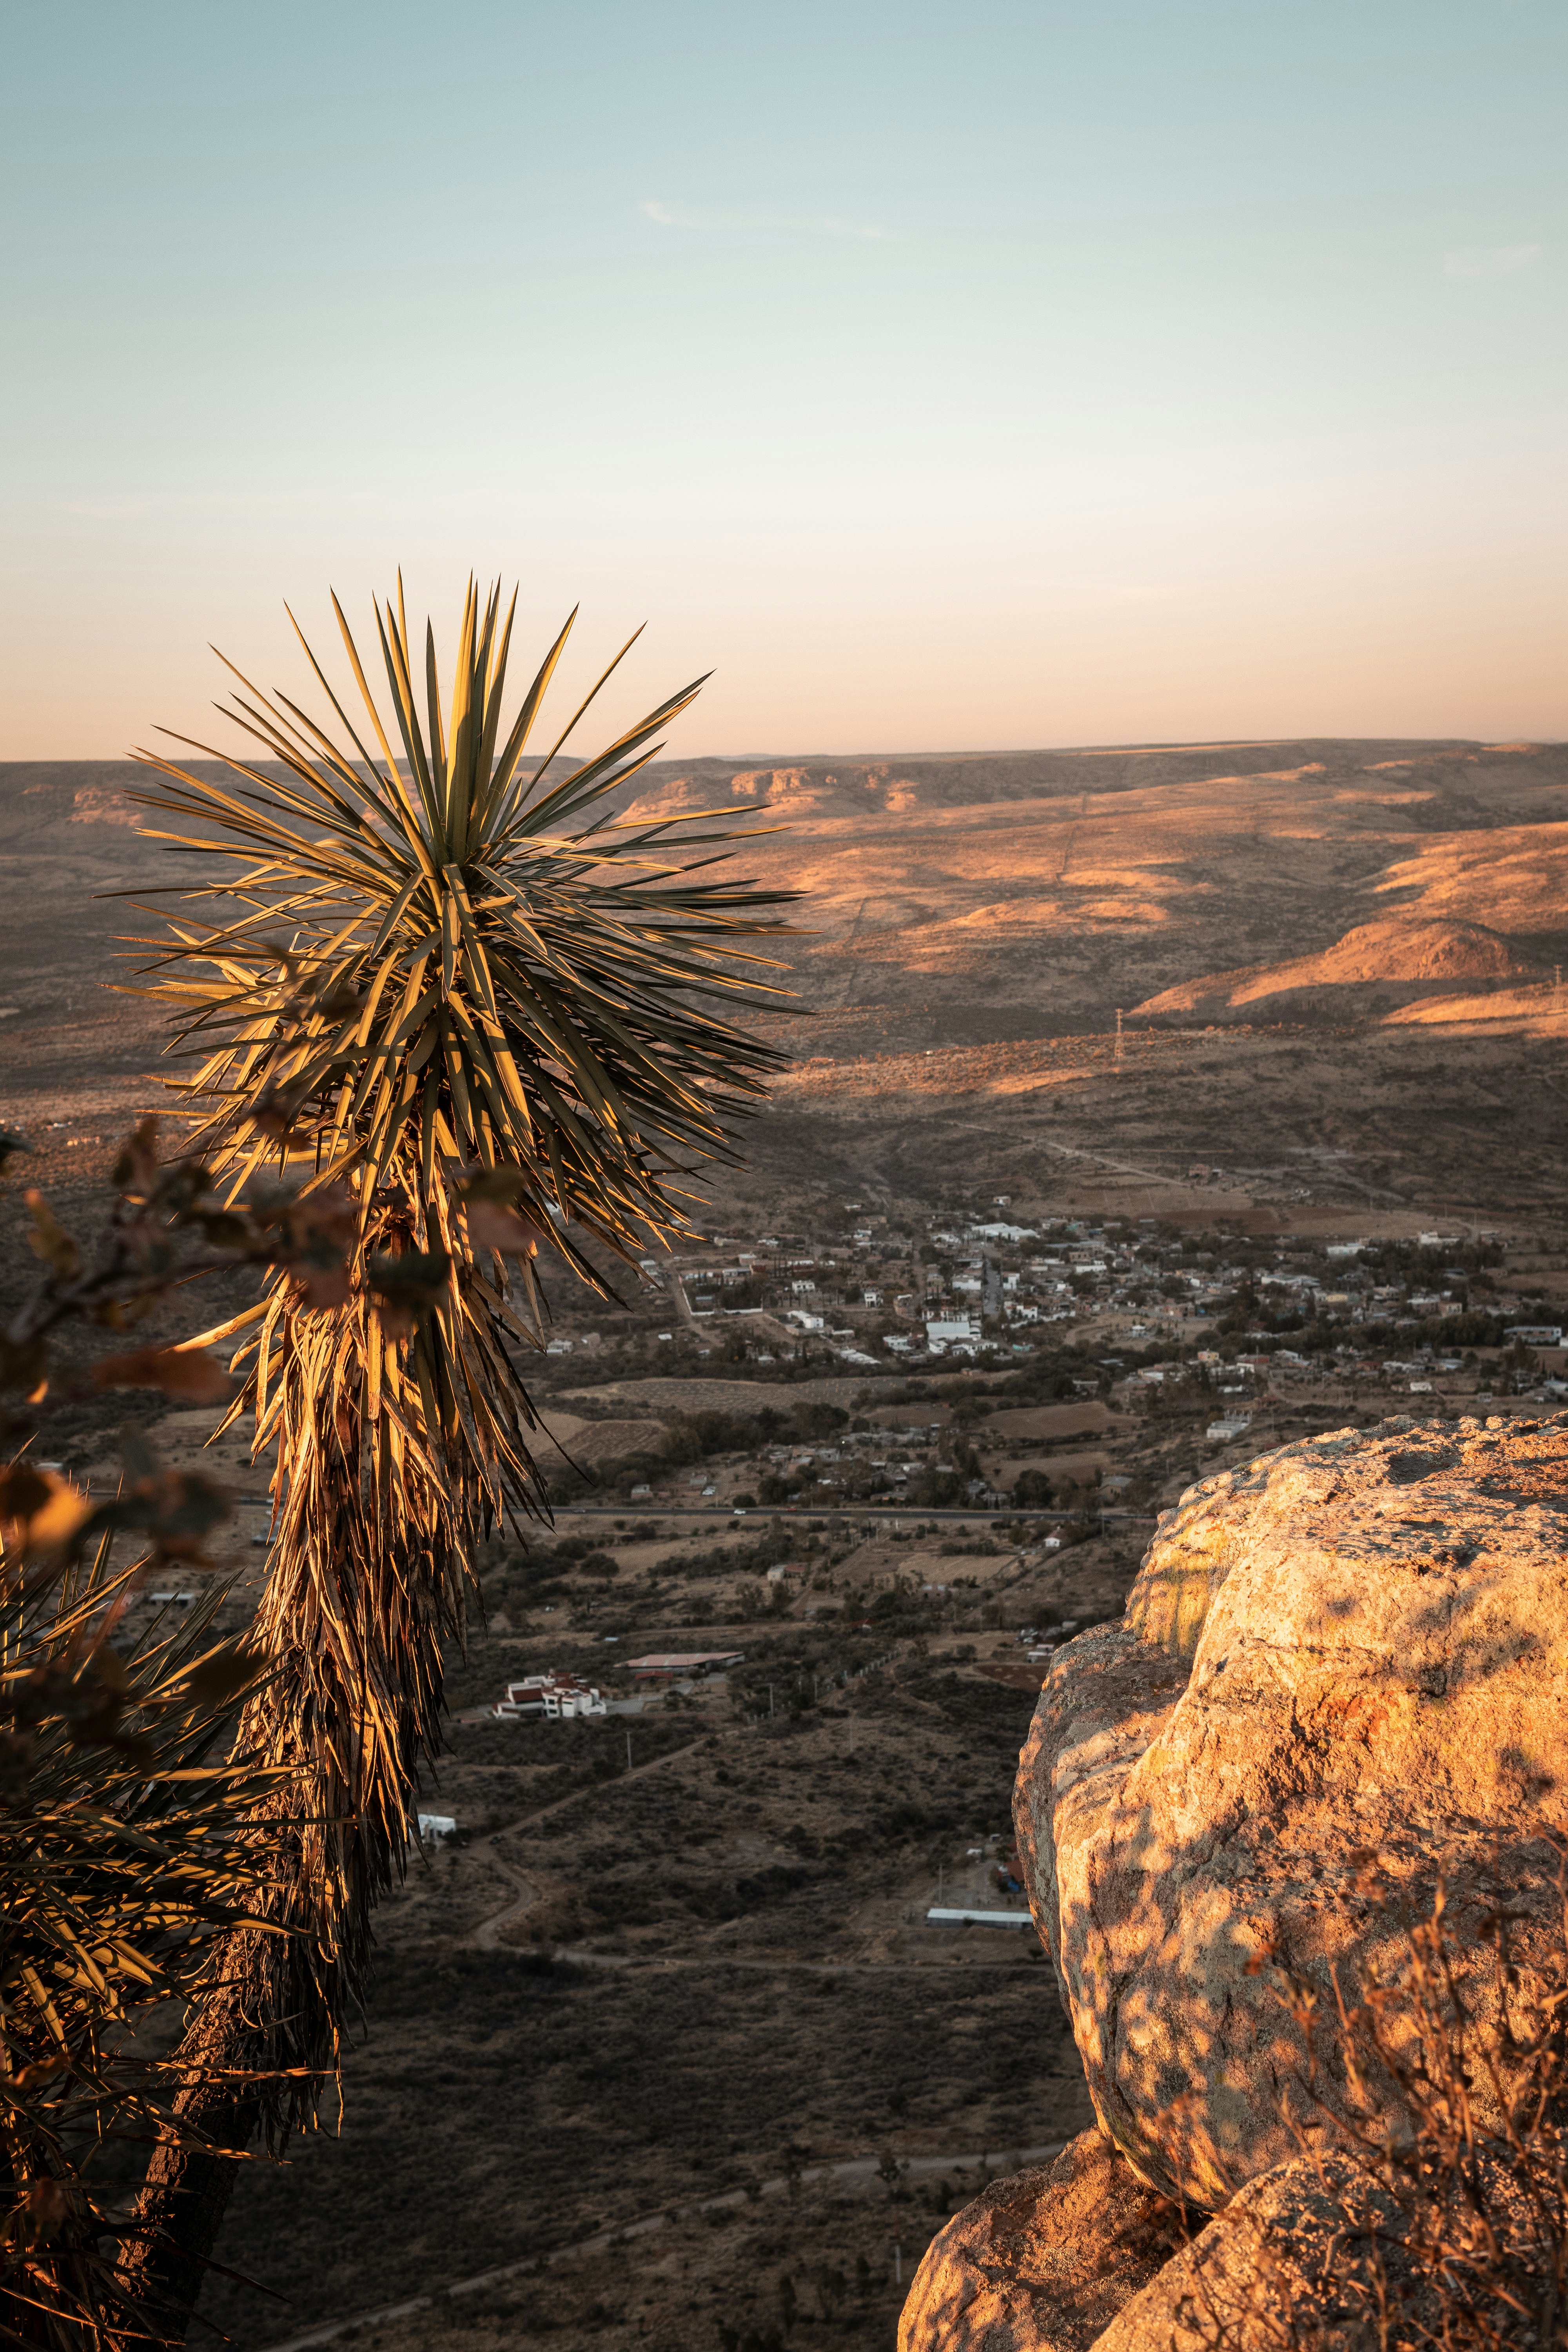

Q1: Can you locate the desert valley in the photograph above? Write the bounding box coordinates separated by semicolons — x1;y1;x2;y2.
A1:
4;736;1568;2352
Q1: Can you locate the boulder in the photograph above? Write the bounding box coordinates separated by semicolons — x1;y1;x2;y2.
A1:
1013;1623;1190;2014
898;2129;1187;2352
1090;2152;1421;2352
1013;1414;1568;2208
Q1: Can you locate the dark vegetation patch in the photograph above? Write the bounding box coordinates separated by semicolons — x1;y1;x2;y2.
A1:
199;1659;1092;2346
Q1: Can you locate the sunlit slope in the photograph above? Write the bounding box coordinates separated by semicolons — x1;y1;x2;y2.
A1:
1132;917;1541;1023
618;738;1568;1042
1369;825;1568;936
6;740;1567;1089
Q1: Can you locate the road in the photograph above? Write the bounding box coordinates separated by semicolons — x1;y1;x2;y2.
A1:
552;1501;1157;1525
469;1848;535;1951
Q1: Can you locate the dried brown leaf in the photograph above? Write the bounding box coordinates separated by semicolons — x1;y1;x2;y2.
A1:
111;1114;161;1197
1;1467;93;1557
294;1261;352;1309
171;1643;262;1715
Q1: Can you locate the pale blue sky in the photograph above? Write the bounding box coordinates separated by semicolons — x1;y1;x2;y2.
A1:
3;0;1564;755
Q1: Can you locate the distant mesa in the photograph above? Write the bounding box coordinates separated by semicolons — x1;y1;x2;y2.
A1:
69;786;141;828
613;742;1387;826
1132;916;1541;1024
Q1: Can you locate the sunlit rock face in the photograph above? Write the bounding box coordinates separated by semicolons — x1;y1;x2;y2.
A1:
1090;2151;1414;2352
1013;1413;1568;2208
897;2130;1184;2352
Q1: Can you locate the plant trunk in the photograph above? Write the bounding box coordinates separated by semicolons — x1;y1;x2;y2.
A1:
117;2095;255;2339
116;1942;268;2343
115;1367;472;2339
118;1256;508;2340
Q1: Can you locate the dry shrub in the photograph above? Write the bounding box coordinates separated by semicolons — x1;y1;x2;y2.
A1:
0;1534;285;2351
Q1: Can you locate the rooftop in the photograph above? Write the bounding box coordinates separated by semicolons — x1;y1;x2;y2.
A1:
625;1650;746;1673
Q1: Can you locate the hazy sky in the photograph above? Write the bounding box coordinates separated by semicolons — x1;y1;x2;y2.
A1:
3;0;1564;759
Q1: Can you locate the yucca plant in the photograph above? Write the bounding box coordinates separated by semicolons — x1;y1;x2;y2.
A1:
112;578;795;2321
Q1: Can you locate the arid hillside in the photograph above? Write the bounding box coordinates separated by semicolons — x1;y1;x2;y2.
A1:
6;737;1568;1229
1131;915;1540;1023
614;736;1568;1049
10;737;1568;1060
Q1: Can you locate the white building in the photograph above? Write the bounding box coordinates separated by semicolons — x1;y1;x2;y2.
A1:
495;1675;607;1721
544;1684;606;1719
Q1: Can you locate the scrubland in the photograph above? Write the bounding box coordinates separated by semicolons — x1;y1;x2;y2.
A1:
4;737;1568;2347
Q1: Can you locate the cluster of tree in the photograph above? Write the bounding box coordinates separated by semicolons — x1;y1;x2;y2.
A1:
645;1519;802;1583
582;1399;853;1498
1227;1305;1516;1355
1359;1309;1512;1350
494;1535;622;1601
983;1360;1110;1406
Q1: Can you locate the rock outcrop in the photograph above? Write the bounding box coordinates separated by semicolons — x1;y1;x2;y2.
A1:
897;2130;1187;2352
1013;1413;1568;2208
1090;2152;1417;2352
